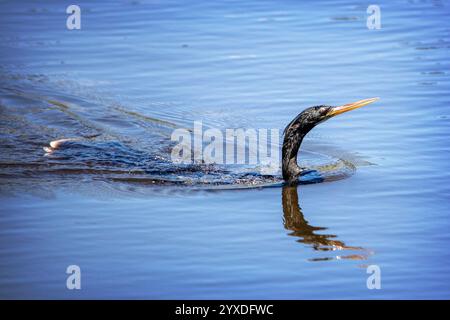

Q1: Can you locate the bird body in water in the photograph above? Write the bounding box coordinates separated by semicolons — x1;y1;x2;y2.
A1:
282;98;379;185
44;98;379;187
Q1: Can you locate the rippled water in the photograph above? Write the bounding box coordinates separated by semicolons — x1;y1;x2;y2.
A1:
1;0;450;299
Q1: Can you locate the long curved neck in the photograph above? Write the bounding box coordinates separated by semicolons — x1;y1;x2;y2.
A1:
282;130;305;183
282;112;317;184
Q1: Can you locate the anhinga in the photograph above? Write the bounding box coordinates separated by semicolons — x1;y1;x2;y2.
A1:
282;97;379;184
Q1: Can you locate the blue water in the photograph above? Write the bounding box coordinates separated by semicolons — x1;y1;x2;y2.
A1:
1;0;450;299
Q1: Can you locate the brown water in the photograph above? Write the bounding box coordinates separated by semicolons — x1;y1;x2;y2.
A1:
1;0;450;298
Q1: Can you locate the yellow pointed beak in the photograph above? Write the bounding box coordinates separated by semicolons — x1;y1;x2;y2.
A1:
327;97;380;117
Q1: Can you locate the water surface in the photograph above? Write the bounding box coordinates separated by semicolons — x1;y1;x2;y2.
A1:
1;0;450;299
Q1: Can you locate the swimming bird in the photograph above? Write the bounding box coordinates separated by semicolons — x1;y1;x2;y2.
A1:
43;98;378;187
282;97;379;185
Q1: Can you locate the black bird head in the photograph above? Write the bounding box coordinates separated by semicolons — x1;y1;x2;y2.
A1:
282;97;379;184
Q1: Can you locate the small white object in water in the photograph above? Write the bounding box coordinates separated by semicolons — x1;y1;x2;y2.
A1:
50;138;77;149
43;138;79;154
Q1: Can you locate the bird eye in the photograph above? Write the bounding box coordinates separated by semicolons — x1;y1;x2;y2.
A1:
318;107;329;115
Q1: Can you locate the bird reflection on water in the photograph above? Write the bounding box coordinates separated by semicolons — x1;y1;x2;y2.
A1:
281;185;370;261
